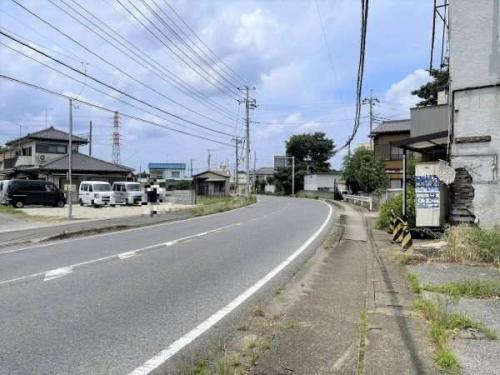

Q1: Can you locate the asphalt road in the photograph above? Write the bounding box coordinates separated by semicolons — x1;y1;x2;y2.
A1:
0;196;332;375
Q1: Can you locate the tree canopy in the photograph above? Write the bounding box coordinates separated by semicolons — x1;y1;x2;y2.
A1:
343;147;386;194
274;132;335;194
411;69;449;107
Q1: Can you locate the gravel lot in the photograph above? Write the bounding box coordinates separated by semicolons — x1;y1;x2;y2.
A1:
20;202;193;220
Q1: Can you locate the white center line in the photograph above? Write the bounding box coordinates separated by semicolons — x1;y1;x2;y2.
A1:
43;266;73;281
0;222;241;286
127;201;333;375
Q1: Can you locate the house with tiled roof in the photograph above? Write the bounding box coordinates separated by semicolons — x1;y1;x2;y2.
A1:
0;127;133;196
370;119;412;189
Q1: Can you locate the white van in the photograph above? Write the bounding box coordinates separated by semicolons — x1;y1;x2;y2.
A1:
0;180;11;204
78;181;113;207
111;181;143;205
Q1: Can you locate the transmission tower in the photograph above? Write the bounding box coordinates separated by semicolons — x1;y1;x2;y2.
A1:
112;111;121;164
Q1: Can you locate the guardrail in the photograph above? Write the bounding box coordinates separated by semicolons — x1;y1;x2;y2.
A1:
343;194;373;211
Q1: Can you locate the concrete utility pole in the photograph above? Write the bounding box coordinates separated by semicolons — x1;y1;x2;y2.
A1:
190;158;193;177
89;120;93;157
362;89;379;149
239;86;256;197
68;99;73;220
232;138;241;194
207;149;212;170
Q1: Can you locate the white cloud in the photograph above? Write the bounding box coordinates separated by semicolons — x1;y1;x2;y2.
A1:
384;69;431;113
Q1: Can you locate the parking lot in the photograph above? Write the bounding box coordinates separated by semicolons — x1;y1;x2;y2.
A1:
20;202;193;220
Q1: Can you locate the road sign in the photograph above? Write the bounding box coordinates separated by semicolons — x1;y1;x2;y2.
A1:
274;155;289;169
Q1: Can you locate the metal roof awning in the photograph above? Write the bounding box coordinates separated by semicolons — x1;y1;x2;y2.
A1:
391;130;449;154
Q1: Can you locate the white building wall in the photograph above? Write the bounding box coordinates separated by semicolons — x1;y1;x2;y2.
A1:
450;0;500;228
304;174;345;192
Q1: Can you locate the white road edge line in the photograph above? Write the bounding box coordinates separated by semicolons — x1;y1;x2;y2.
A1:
127;201;333;375
0;222;241;286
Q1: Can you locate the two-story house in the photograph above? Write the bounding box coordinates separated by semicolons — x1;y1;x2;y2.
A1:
0;127;134;195
148;163;188;180
371;119;412;189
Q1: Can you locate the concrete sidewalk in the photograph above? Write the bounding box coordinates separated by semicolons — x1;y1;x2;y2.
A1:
245;202;437;375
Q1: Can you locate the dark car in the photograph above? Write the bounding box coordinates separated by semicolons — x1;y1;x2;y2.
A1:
5;179;66;208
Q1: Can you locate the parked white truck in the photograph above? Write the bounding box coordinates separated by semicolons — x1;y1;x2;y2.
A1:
111;181;143;205
78;181;113;207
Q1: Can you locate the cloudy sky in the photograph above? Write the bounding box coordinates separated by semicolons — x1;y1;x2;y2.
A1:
0;0;433;172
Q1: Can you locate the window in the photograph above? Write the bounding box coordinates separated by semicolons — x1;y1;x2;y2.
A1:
22;147;32;156
45;183;57;192
48;145;67;154
126;183;140;191
93;183;111;192
171;171;180;178
390;179;403;189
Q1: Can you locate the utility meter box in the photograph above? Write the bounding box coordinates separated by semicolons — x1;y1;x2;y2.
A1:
415;162;449;227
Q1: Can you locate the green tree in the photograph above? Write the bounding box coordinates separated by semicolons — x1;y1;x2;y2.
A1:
411;69;449;106
274;132;335;194
343;147;386;194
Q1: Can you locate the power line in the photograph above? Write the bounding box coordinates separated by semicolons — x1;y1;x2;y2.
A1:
160;0;249;87
58;0;240;122
0;74;233;147
253;116;370;126
142;0;244;90
0;30;237;138
115;0;239;98
36;0;239;129
338;0;369;153
0;40;231;141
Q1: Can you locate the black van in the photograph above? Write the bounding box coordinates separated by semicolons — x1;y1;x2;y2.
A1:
5;180;66;208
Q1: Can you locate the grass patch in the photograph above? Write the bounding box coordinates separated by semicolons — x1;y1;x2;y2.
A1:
0;204;26;217
407;273;422;294
444;225;500;266
191;196;256;217
434;348;461;375
356;309;368;375
414;297;497;374
423;279;500;299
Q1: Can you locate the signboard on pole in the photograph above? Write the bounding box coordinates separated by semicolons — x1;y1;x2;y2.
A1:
274;155;289;169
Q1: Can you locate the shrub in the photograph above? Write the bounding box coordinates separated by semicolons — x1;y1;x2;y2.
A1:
376;187;415;230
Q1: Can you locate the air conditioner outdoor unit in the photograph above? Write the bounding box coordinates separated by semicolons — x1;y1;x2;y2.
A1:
38;154;46;162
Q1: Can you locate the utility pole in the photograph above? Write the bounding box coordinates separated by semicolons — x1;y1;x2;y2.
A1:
89;121;93;157
207;149;212;170
190;158;193;177
232;138;241;194
362;89;379;149
68;99;73;220
238;86;256;196
253;150;257;194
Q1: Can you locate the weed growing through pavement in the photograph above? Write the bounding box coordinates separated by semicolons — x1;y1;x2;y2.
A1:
422;279;500;299
356;309;368;375
414;297;497;374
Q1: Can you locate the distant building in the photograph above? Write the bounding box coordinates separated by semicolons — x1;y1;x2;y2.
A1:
148;163;187;180
371;119;412;189
304;172;347;193
254;167;275;193
193;170;230;196
0;127;133;195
